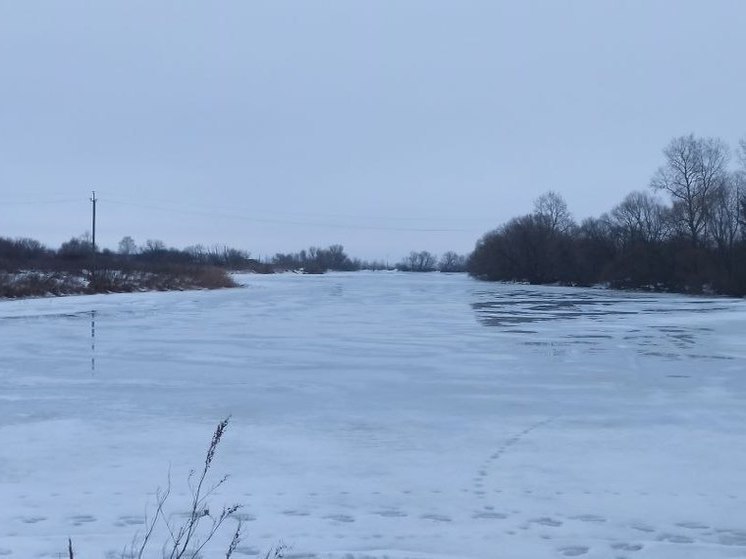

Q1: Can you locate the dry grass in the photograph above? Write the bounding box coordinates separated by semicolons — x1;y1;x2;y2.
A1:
67;418;284;559
0;266;238;300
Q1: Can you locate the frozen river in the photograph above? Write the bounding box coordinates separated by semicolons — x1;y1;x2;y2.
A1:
1;272;745;558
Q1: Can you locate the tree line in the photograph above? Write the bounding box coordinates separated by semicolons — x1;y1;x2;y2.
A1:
2;235;274;271
0;236;256;297
270;246;467;273
0;231;469;298
468;134;746;296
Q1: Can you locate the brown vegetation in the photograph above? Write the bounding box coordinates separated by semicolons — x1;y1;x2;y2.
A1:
0;237;242;299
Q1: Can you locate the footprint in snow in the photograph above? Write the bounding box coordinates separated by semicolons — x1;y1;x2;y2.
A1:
656;533;694;544
373;510;407;518
611;542;644;552
0;550;10;557
572;514;606;523
472;511;508;519
676;521;709;530
282;510;310;517
531;517;562;527
233;546;261;556
69;514;96;526
716;529;746;546
21;516;46;524
420;513;452;522
114;515;144;527
558;545;589;556
324;514;355;523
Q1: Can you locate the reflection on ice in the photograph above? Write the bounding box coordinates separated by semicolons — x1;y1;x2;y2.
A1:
90;309;96;373
471;285;742;361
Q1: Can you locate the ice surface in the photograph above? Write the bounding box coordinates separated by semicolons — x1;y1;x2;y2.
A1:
1;272;745;558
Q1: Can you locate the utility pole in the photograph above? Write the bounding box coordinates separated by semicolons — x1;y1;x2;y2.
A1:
91;190;97;251
90;190;97;286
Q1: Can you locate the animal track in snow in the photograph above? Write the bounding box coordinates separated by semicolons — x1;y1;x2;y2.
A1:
656;533;694;544
232;546;261;556
716;529;746;546
372;509;407;518
324;514;355;523
114;515;144;527
558;545;589;556
611;542;644;552
282;509;310;517
69;514;96;526
472;511;508;519
531;517;563;527
420;513;452;522
675;521;709;530
571;514;606;523
474;417;557;491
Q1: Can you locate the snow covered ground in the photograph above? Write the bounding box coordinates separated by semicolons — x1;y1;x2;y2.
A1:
1;272;745;559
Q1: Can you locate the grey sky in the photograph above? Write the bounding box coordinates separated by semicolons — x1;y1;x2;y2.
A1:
1;1;744;261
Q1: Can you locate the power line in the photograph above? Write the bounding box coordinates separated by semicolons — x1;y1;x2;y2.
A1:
101;197;481;233
102;194;493;223
0;198;82;206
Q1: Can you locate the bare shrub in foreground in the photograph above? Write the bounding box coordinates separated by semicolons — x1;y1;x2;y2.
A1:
68;418;284;559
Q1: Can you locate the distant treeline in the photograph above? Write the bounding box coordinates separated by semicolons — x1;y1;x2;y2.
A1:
468;134;746;296
0;233;468;298
271;245;379;273
0;235;270;272
270;246;467;273
0;236;252;298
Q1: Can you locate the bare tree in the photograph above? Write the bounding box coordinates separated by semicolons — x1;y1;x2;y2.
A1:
185;244;207;263
650;134;729;245
326;244;351;270
118;236;137;256
143;239;167;253
533;191;574;234
438;251;467;272
738;138;746;237
709;176;742;255
402;251;437;272
59;234;93;260
610;191;670;246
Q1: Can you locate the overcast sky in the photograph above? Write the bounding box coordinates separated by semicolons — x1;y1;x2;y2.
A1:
1;1;744;261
